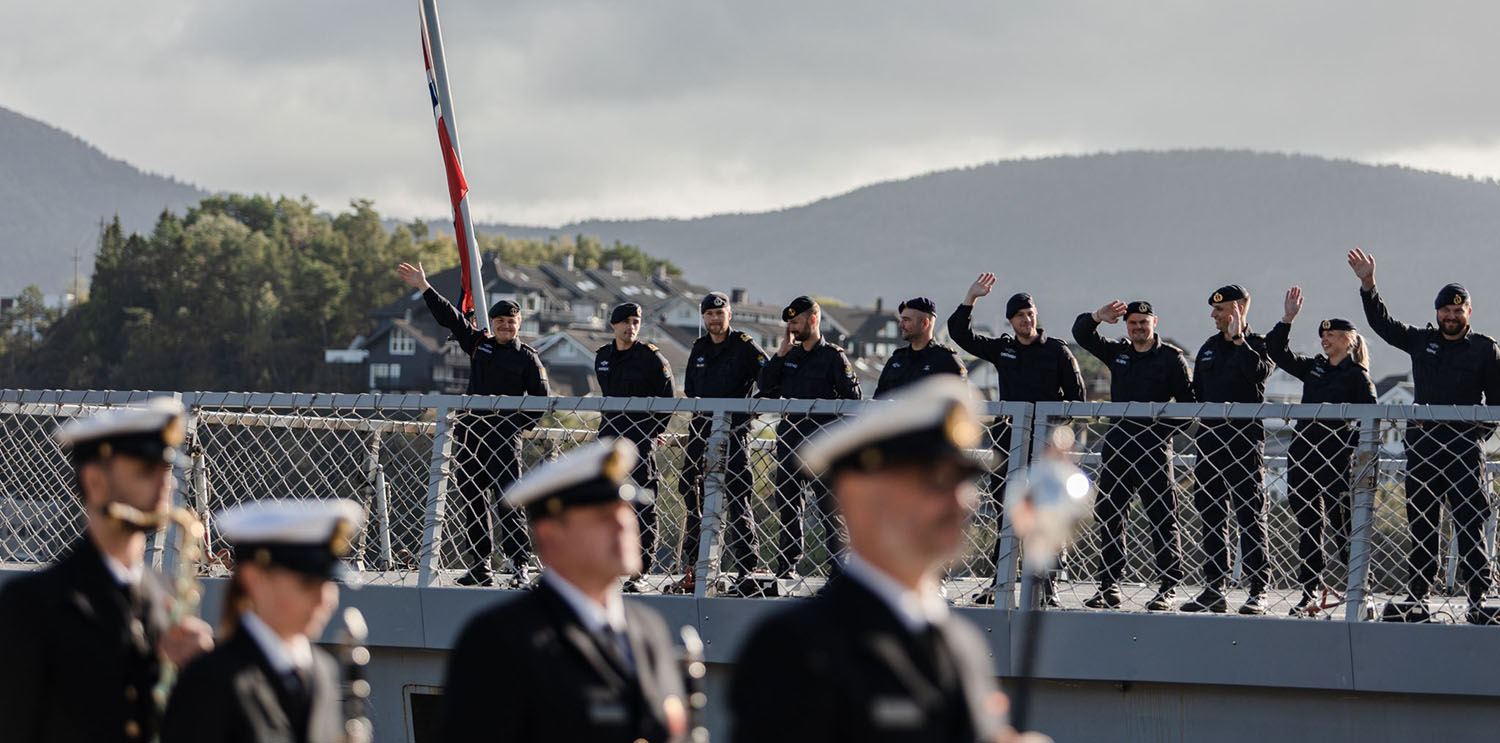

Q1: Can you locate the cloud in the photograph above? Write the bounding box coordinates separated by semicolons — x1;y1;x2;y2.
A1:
4;0;1500;224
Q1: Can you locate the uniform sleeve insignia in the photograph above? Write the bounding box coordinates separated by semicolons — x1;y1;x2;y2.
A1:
738;332;752;342
646;343;660;352
844;364;854;378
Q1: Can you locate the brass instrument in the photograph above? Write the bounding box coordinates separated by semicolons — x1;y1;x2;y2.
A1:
338;606;374;743
106;502;207;711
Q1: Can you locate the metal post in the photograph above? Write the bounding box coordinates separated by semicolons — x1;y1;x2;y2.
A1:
190;446;210;572
418;406;457;588
157;394;196;572
366;431;394;571
994;404;1033;611
693;410;731;599
1345;415;1382;622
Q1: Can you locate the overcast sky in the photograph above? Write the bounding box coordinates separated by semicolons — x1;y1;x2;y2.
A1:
4;1;1500;225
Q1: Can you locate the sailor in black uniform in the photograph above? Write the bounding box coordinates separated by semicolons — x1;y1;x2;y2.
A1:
1349;249;1500;623
398;261;551;587
0;399;214;743
595;302;676;587
162;498;365;743
873;296;967;398
441;439;690;743
677;291;767;595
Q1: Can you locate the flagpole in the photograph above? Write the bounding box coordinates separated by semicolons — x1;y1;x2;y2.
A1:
420;0;488;326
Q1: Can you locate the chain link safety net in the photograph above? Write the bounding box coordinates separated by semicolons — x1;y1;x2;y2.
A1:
2;392;1499;622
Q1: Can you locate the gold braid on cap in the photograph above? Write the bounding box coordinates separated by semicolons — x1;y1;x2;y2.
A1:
602;445;629;483
162;416;186;447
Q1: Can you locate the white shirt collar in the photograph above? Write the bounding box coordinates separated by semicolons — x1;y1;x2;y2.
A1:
99;550;144;588
239;610;315;674
543;570;627;635
843;552;949;634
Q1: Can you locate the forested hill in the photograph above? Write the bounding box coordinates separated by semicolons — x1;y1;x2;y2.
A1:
471;151;1500;376
0;106;206;295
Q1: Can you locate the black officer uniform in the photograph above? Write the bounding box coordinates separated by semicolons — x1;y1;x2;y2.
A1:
424;289;551;586
1361;282;1500;616
948;291;1085;604
873;297;967;399
441;439;689;743
1266;318;1378;612
679;292;767;587
596;302;676;574
1184;285;1276;614
757;296;861;577
0;399;185;743
1072;302;1195;610
731;378;1007;743
162;499;363;743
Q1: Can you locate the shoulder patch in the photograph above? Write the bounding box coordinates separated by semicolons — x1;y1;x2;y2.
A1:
738;332;752;343
646;343;659;352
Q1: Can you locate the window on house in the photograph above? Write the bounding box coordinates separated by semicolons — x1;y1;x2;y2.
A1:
389;328;416;356
369;363;402;388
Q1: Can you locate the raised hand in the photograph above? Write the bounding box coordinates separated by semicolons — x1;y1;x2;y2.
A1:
1094;300;1128;324
1227;302;1246;341
396;261;430;291
965;272;998;305
1347;249;1376;290
1283;286;1303;323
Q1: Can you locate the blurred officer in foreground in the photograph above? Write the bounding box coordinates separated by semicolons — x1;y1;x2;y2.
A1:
948;273;1085;606
757;295;862;580
1182;284;1276;615
677;291;768;595
1267;287;1377;617
1349;249;1500;623
163;499;364;743
0;399;213;743
873;296;967;398
596;302;676;590
1073;300;1195;611
441;439;690;743
398;261;551;587
730;377;1048;743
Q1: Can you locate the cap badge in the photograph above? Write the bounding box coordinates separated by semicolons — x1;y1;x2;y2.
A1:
329;518;355;557
602;447;628;483
1212;292;1223;303
162;416;186;447
1321;320;1331;330
1454;295;1466;306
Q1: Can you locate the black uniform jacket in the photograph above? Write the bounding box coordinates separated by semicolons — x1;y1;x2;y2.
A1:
1072;313;1195;404
1265;322;1378;407
1360;287;1500;405
596;340;677;440
1192;329;1274;404
685;330;767;399
730;574;1004;743
947;305;1085;402
161;629;343;743
756;337;862;402
440;580;688;743
423;288;550;398
0;536;170;743
872;342;967;399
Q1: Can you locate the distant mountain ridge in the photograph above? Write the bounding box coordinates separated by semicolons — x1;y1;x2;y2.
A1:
463;151;1500;377
3;103;1497;377
0;105;206;296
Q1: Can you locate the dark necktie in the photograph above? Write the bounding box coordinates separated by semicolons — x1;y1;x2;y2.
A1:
596;626;636;677
282;667;313;737
916;624;958;690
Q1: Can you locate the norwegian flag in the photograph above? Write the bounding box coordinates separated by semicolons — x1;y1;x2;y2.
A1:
420;9;477;319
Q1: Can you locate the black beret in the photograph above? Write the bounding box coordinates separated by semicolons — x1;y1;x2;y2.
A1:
700;292;730;314
1208;284;1249;305
782;295;817;322
898;296;936;315
1005;292;1035;319
488;299;520;319
1318;318;1357;334
610;303;642;325
1435;283;1470;309
1125;300;1155;318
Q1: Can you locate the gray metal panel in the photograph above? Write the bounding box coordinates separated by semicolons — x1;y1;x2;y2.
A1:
1350;622;1500;696
952;606;1012;672
1004;611;1356;690
418;586;518;648
694;597;788;663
